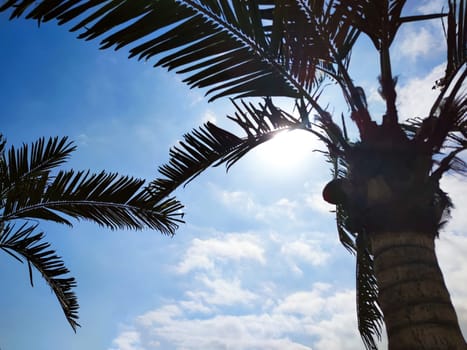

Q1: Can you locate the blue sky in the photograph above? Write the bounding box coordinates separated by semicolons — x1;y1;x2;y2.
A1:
1;1;466;349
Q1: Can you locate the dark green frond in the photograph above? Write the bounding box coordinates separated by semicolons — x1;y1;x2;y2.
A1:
0;222;80;331
356;233;383;350
2;169;184;235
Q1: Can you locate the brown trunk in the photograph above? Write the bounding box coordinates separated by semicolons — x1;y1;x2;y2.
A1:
369;231;466;350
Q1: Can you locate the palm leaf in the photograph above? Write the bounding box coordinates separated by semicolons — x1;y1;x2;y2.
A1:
324;129;382;349
2;169;184;235
402;0;466;178
356;233;383;350
0;133;6;154
1;0;360;105
150;97;325;201
403;70;466;179
335;0;410;49
326;140;356;251
0;136;75;199
0;222;80;331
445;0;467;82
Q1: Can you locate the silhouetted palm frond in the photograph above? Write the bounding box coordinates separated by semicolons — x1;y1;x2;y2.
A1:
0;136;75;201
355;233;383;350
0;137;184;234
2;169;183;234
324;131;382;350
0;135;185;331
336;0;447;49
149;97;327;201
403;67;466;179
0;222;79;330
1;1;360;105
400;2;467;179
445;0;467;83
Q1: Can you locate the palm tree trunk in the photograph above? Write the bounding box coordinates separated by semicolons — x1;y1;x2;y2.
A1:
369;231;466;350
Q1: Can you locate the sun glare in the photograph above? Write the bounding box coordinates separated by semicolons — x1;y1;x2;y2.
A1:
254;129;321;172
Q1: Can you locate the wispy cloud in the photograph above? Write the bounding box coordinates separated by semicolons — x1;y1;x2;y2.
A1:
216;188;301;222
281;240;331;275
109;283;365;350
396;26;444;62
186;275;258;306
416;0;446;14
175;234;266;274
397;63;445;120
109;330;145;350
108;218;369;350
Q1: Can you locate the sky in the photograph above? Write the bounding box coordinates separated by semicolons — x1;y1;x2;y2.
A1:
0;1;466;349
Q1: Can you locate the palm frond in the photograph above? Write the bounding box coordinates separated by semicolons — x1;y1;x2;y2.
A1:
150;97;322;201
406;70;467;178
328;147;382;349
326;141;356;252
0;136;75;199
0;222;79;331
1;1;295;100
356;233;383;350
2;169;184;235
0;133;6;154
335;0;408;49
1;1;361;106
336;205;357;252
444;0;467;83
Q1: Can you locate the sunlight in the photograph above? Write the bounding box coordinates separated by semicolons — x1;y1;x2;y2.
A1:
254;129;321;172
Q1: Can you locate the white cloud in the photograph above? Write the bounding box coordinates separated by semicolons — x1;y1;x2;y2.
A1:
179;300;212;314
186;275;258;306
275;283;331;316
131;310;314;350
397;26;442;61
109;283;368;350
281;240;330;275
109;226;367;350
393;1;445;63
109;330;144;350
218;190;256;212
216;188;301;222
201;109;217;124
175;234;266;274
397;63;445;120
416;0;445;14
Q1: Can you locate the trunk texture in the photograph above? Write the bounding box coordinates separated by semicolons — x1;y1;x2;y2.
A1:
370;231;466;350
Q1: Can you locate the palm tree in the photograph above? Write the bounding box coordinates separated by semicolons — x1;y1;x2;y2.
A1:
1;1;466;349
0;134;183;331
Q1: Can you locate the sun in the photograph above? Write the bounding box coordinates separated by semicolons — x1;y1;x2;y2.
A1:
253;129;322;172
